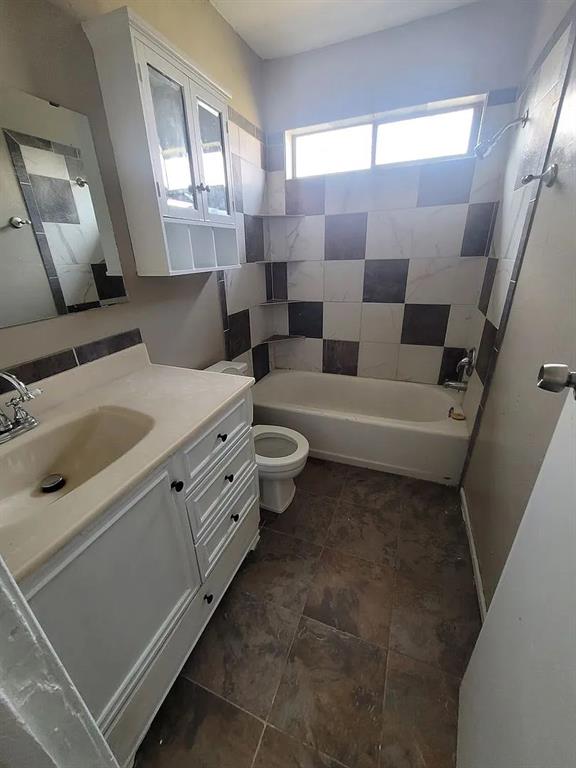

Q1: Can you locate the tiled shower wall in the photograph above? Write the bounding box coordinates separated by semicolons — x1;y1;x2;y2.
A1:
221;91;523;387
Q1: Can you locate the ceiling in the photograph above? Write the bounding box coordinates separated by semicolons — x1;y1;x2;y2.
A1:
210;0;478;59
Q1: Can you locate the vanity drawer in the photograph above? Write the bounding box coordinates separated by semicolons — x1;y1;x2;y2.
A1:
196;469;259;578
183;395;252;492
186;434;255;538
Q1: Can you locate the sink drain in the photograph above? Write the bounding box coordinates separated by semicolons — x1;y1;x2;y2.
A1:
40;474;66;494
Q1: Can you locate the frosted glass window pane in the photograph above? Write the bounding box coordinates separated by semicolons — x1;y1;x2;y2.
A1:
376;108;474;165
295;124;372;178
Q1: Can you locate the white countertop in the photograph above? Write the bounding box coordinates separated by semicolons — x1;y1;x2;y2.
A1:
0;345;253;582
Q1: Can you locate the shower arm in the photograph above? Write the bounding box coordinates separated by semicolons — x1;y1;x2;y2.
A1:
474;109;529;158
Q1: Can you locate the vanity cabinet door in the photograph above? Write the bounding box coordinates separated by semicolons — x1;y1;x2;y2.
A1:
137;43;204;222
25;463;201;730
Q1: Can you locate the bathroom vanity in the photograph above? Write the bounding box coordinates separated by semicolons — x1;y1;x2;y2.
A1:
0;345;258;768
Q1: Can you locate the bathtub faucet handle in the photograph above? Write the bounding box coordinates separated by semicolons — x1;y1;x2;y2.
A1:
456;347;476;380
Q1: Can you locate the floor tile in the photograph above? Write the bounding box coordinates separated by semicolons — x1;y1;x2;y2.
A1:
304;548;394;646
389;574;480;678
398;536;472;591
264;489;337;545
135;677;263;768
340;467;410;512
326;501;399;566
182;589;299;718
269;616;386;768
253;725;345;768
380;652;459;768
297;458;349;499
232;528;322;612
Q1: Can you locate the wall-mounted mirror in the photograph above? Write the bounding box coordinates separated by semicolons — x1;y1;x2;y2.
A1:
0;89;127;329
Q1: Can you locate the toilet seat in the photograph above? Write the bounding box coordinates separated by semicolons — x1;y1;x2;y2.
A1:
253;425;309;473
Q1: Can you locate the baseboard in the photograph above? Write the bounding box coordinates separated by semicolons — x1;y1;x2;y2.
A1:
460;486;487;622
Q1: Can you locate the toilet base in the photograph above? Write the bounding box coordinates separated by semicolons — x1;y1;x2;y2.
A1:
259;476;296;514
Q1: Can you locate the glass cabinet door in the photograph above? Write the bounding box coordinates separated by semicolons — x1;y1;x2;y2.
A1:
139;45;203;221
193;91;233;223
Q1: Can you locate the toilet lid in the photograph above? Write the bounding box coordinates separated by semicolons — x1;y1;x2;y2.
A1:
253;425;309;469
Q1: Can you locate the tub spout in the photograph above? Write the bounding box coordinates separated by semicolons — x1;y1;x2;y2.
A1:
444;380;468;392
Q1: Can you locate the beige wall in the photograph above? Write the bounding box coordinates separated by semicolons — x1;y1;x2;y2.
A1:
0;0;263;370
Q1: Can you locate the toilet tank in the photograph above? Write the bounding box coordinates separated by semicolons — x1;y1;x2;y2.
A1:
205;361;249;375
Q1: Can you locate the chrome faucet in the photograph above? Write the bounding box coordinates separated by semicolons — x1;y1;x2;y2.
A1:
443;348;476;393
0;371;42;445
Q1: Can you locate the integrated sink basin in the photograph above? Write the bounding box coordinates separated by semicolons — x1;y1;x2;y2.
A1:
0;406;154;527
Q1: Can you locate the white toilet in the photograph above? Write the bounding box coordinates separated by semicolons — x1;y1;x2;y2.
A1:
205;361;309;513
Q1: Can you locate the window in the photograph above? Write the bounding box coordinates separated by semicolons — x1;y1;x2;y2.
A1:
288;99;481;179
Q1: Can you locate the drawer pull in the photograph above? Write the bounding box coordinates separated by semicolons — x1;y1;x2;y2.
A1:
171;480;184;493
203;593;214;605
225;474;234;484
217;432;228;443
231;513;240;522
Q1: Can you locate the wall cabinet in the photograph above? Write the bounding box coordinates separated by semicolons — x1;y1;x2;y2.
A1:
85;8;238;276
22;393;259;768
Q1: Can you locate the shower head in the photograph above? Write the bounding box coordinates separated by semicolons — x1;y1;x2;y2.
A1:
474;110;529;159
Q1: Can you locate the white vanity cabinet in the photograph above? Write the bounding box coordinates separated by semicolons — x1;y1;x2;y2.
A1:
84;8;238;276
22;392;259;768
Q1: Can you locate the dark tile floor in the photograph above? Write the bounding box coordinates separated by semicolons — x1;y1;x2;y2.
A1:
135;460;481;768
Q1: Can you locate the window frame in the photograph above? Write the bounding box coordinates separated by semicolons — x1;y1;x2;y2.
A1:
287;97;484;180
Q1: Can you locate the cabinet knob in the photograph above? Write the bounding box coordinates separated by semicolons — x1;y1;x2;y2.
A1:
225;474;234;484
203;593;214;604
217;432;228;443
171;480;184;493
231;513;240;522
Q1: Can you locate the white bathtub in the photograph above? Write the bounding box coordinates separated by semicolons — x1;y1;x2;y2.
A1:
253;370;469;486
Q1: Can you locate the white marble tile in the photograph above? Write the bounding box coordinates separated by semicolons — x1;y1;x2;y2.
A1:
287;260;324;301
238;127;262;167
249;305;269;346
323;302;362;341
44;222;103;267
360;303;404;343
492;183;530;261
397;344;443;385
323;260;365;302
232;349;254;377
274;338;323;372
462;369;483;424
235;212;246;263
225;262;266;314
241;159;266;215
21;145;69;179
365;204;468;260
535;28;570;105
357;342;399;380
468;306;487;351
445;304;476;348
405;257;487;305
267;304;289;337
228;121;240;157
285;215;325;261
266;170;286;215
487;258;514;329
325;166;419;214
57;263;98;306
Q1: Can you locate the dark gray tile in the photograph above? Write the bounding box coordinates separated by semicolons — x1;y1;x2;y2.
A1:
461;202;498;257
296;459;349;500
232;153;243;212
324;213;367;260
438;347;467;384
245;214;265;263
380;652;459;768
478;256;498;315
6;129;52;150
286;177;325;215
254;726;343;768
341;467;410;512
265;263;273;300
401;304;450;346
34;233;57;278
417;158;475;207
29;175;79;224
67;301;101;313
323;340;359;376
64;155;85;181
304;548;394;647
135;677;263;768
229;107;264;143
264;489;337;545
182;589;299;718
52;141;79;157
288;301;323;338
269;616;386;768
0;349;77;394
75;329;142;364
398;480;463;545
363;260;409;303
252;343;270;382
91;263;126;301
398;535;472;594
19;180;46;233
4;132;29;183
217;278;229;329
486;87;518;106
271;262;288;300
325;501;399;567
475;318;497;384
47;276;68;315
232;528;321;612
228;309;252;358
